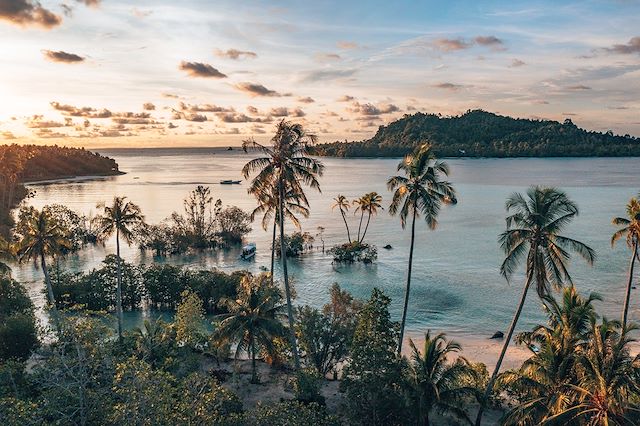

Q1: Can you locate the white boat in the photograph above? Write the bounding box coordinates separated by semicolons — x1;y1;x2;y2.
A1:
240;243;256;260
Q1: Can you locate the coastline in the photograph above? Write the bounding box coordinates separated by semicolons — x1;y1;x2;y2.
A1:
23;171;125;186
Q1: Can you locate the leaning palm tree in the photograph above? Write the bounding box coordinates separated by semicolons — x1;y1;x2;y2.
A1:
94;196;145;340
353;195;367;243
15;206;70;327
331;195;352;243
475;187;596;426
250;179;310;281
405;331;478;426
387;143;456;355
242;120;324;369
359;192;383;244
215;273;287;383
611;195;640;330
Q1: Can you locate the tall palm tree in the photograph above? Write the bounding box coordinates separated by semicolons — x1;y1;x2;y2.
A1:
15;207;70;327
359;192;383;244
250;180;309;281
475;187;596;425
94;196;145;340
215;273;287;383
331;195;352;243
387;143;456;355
353;195;367;243
242;120;324;370
404;331;478;426
611;195;640;330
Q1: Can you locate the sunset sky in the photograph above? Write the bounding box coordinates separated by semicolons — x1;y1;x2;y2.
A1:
1;0;639;147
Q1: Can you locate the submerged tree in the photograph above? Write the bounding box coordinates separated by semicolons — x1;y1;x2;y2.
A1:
242;120;324;370
358;192;383;244
611;195;640;330
475;187;596;426
332;195;352;243
94;196;145;340
387;143;456;355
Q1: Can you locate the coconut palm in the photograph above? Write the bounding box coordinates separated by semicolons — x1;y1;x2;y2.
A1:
475;187;596;425
15;206;70;327
353;195;367;243
542;320;640;425
215;273;287;383
332;195;352;243
242;120;324;370
359;192;383;243
387;143;456;355
611;196;640;330
250;180;310;281
94;196;145;340
404;331;478;426
500;287;601;425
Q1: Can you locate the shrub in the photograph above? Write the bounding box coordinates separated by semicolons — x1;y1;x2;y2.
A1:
328;241;377;264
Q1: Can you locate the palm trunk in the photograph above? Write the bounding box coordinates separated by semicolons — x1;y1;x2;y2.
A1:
341;211;351;243
279;179;300;369
621;242;638;331
270;219;277;283
251;336;257;383
41;252;60;331
475;279;531;426
360;212;372;244
356;211;364;242
398;207;417;355
116;229;123;340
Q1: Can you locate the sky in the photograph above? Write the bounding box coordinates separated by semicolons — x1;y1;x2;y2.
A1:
0;0;639;147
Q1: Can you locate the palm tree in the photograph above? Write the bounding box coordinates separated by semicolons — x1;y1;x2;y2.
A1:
353;195;367;243
475;187;596;425
542;320;640;425
15;207;70;327
332;195;352;243
250;180;309;281
242;120;324;370
611;195;640;330
359;192;383;244
387;143;456;355
215;273;287;383
94;196;145;340
500;287;601;425
0;236;15;277
404;331;478;426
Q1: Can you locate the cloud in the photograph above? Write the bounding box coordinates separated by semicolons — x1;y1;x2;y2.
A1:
214;48;257;60
509;58;526;67
179;102;234;113
162;93;180;99
43;50;84;63
297;96;315;103
172;111;207;122
605;36;640;54
233;82;289;97
348;102;399;116
33;128;67;138
337;41;358;49
179;61;227;78
51;101;112;118
76;0;100;7
167;122;177;129
216;112;269;123
250;125;266;134
143;102;155;111
432;82;464;91
566;85;591;90
131;8;152;18
337;95;354;102
0;0;62;29
268;107;305;117
432;38;472;52
1;131;16;139
300;68;357;83
474;35;505;50
26;115;66;128
314;52;341;62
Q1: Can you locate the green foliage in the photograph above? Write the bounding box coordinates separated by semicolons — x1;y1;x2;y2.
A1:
313;110;640;158
292;369;325;405
0;278;38;361
174;372;243;424
0;397;42;426
341;288;405;425
175;290;207;350
297;283;361;376
217;205;252;244
247;401;340;426
274;231;315;257
328;241;377;263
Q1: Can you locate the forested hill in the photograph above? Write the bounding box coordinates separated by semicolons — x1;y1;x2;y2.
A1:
0;144;121;236
312;110;640;158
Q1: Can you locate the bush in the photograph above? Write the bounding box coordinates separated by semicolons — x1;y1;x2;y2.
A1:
328;241;377;264
0;278;38;361
274;232;315;257
247;401;340;426
292;370;325;405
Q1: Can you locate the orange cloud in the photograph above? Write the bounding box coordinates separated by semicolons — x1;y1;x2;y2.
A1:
0;0;62;29
179;61;227;78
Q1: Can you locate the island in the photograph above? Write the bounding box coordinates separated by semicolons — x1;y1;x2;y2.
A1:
312;109;640;158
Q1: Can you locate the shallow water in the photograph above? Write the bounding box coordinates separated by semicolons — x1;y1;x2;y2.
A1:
16;148;640;339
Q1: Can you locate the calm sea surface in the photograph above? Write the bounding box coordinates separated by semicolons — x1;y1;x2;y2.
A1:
16;148;640;339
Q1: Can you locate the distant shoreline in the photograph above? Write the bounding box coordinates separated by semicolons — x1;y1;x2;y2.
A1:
24;171;125;186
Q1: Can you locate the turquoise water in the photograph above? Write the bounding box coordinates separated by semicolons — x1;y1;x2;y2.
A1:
17;148;640;339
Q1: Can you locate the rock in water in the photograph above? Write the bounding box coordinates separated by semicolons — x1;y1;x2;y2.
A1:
383;244;392;250
490;331;504;339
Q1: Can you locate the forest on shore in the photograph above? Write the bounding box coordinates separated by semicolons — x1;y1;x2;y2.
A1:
312;110;640;158
0;145;120;236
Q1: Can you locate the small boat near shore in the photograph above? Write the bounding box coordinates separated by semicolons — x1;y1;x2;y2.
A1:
220;180;242;185
240;243;256;260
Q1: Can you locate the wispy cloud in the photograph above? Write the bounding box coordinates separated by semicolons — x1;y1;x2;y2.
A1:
233;82;290;97
214;48;257;60
179;61;227;78
43;50;85;63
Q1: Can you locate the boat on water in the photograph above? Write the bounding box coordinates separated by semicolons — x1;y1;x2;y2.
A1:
240;243;256;260
220;180;241;185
